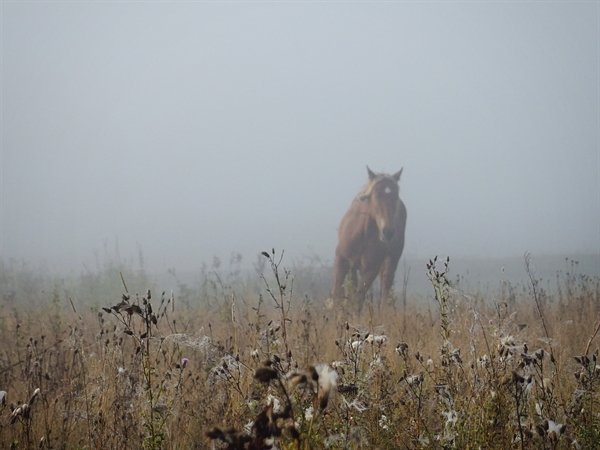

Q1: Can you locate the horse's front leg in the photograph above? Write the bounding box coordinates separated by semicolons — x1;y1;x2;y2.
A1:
356;263;381;312
380;255;401;301
332;254;350;300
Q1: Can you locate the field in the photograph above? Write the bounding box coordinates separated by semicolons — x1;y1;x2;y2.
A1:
0;251;599;449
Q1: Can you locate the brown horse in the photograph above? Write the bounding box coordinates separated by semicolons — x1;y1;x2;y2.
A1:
332;166;407;309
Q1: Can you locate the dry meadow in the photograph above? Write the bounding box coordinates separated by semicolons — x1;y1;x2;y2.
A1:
0;252;599;449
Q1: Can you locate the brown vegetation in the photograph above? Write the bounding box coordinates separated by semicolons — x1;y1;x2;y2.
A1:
0;253;599;449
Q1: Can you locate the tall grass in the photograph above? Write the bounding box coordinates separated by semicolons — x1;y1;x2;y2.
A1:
0;253;598;449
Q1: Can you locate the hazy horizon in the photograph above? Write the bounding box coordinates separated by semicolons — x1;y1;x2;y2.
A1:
2;2;599;274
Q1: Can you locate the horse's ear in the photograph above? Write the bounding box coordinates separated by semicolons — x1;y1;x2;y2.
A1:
393;168;403;182
367;166;376;181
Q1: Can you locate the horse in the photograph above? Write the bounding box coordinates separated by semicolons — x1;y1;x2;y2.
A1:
332;166;407;309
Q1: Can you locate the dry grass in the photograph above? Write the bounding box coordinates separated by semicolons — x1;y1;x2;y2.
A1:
0;254;599;449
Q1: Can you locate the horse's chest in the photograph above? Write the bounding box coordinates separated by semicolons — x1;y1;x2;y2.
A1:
361;234;392;257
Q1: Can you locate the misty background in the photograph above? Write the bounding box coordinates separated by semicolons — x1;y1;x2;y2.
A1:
1;2;599;285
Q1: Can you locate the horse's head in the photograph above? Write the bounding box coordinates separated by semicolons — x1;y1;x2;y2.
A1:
359;166;403;243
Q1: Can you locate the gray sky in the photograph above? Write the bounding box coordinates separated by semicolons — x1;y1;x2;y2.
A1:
1;1;599;273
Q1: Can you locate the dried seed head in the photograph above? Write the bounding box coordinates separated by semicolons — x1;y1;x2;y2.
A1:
406;373;424;386
309;366;319;382
547;420;566;435
512;371;525;384
366;334;388;346
265;394;282;414
287;372;308;388
315;364;338;411
254;367;278;383
29;388;40;405
395;342;409;357
10;403;30;424
337;383;358;395
318;391;330;411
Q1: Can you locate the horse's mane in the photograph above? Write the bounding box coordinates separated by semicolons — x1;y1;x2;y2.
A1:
355;173;397;200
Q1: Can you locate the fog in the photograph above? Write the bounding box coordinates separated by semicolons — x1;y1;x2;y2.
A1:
1;2;598;274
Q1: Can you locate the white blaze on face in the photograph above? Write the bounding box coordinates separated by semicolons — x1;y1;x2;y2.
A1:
366;176;399;242
377;217;389;241
375;195;396;241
